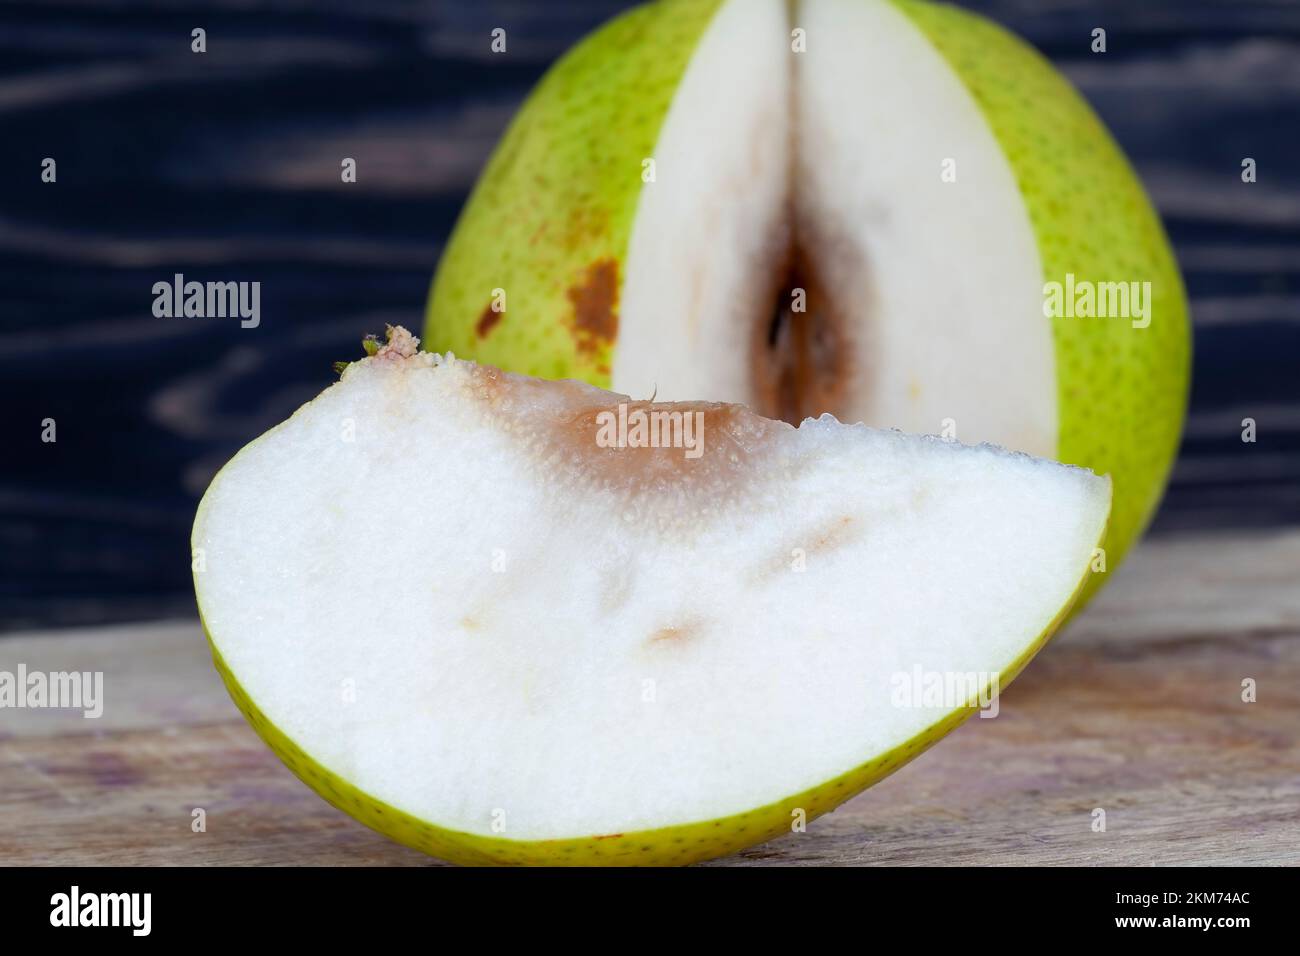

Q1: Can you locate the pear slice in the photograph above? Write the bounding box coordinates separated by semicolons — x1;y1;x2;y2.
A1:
192;327;1110;865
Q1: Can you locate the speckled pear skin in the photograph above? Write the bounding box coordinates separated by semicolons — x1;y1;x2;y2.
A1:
892;0;1190;606
199;506;1106;866
425;0;725;383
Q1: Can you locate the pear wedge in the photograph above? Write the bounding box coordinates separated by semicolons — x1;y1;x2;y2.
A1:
193;327;1110;865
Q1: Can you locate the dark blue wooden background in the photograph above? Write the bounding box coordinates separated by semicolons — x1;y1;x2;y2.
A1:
1;0;1297;630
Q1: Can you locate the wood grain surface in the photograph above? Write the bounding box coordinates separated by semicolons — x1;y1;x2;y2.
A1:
2;527;1297;866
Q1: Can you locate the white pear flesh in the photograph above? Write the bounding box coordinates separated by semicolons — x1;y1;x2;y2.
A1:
192;341;1110;861
614;0;1055;452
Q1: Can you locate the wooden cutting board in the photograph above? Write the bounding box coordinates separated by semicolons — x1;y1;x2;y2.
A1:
3;528;1298;866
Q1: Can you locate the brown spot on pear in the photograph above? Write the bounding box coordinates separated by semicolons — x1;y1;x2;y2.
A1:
567;259;620;358
475;302;503;339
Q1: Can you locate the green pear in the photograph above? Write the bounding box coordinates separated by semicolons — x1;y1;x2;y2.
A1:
193;327;1110;865
426;0;1188;609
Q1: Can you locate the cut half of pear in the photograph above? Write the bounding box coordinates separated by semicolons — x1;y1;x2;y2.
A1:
192;328;1110;865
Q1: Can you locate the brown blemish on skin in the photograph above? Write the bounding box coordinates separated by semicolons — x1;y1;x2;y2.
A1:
475;302;503;339
558;206;610;253
566;259;620;358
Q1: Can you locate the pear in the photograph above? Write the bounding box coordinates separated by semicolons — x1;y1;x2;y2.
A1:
426;0;1187;610
193;327;1111;865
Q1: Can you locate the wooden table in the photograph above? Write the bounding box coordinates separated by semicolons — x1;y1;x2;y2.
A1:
3;528;1298;866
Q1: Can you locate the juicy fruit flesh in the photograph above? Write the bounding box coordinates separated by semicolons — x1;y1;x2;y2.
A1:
193;337;1111;852
613;0;1057;455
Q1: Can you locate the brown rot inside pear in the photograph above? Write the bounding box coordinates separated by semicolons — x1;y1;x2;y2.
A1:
754;242;856;426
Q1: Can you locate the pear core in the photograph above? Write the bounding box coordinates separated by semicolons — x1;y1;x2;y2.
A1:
612;0;1056;455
